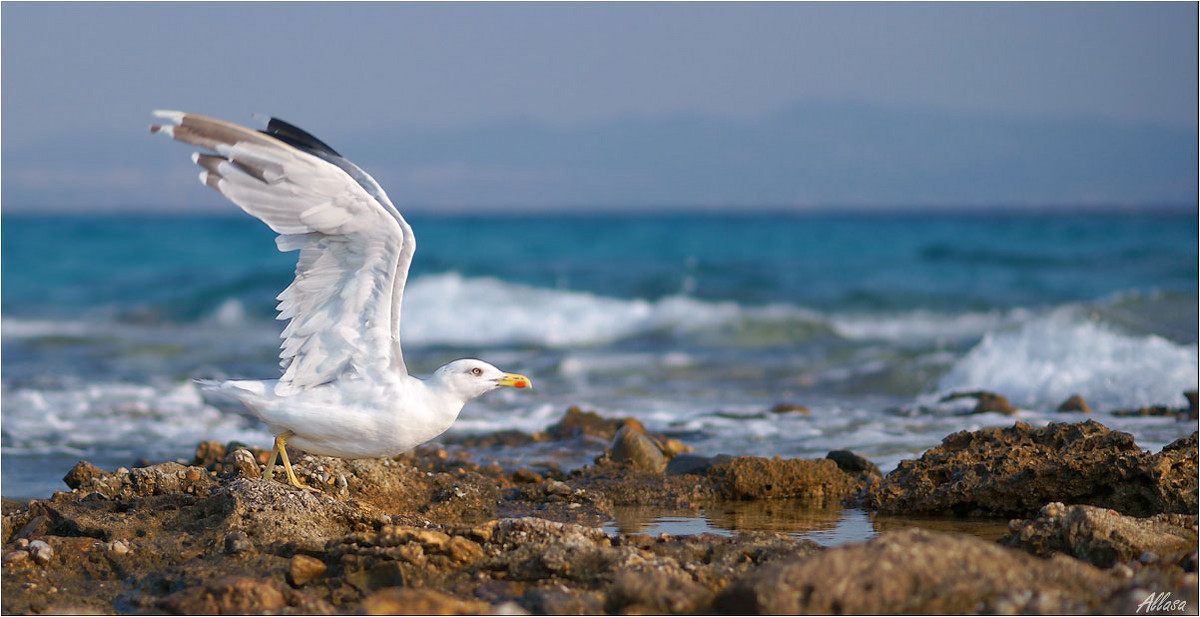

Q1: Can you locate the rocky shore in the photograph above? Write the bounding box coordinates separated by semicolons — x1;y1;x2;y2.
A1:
2;407;1196;615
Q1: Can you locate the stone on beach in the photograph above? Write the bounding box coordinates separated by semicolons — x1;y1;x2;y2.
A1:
1057;394;1091;413
609;425;667;472
712;527;1183;615
866;420;1198;518
939;389;1017;414
1003;502;1198;569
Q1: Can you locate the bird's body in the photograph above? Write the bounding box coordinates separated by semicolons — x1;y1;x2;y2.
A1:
152;111;530;487
202;376;443;459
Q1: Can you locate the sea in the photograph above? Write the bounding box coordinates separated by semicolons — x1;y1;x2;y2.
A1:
3;209;1198;504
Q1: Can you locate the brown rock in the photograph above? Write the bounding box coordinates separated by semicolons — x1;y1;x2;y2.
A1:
605;565;711;614
288;554;326;586
707;456;860;505
1113;405;1177;417
128;461;215;497
769;403;809;414
545;406;645;441
62;461;106;490
1004;502;1198;568
2;550;29;565
713;528;1143;614
867;421;1198;518
361;588;489;615
825;450;881;477
160;576;286;615
940;390;1016;414
657;438;693;457
1057;394;1091;414
511;468;543;484
346;561;405;592
192;441;227;467
610;426;667;472
1148;432;1199;515
221;448;261;480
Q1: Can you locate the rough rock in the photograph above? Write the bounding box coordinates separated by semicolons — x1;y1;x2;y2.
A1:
1057;394;1091;414
940;390;1017;414
707;456;861;505
713;528;1190;615
222;448;262;479
64;461;215;501
610;426;667;472
288;554;328;587
61;461;106;490
160;575;287;615
361;587;490;615
825;450;881;477
544;406;646;442
1004;502;1199;569
866;421;1198;517
665;454;732;476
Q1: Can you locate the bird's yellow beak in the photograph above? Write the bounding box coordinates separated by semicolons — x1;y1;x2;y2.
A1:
496;373;532;389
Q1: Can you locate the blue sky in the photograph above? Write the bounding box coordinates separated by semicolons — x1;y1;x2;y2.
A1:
2;2;1197;212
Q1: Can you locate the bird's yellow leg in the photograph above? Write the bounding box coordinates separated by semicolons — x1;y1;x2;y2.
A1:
262;432;285;481
275;434;306;489
263;431;292;482
262;431;318;492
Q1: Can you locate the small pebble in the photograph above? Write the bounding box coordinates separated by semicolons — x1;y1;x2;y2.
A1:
224;531;253;554
512;468;543;484
14;538;29;550
3;550;30;565
546;481;572;496
107;540;130;555
288;554;327;587
27;540;53;565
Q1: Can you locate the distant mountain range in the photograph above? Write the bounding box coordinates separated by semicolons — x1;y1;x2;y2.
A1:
3;101;1196;212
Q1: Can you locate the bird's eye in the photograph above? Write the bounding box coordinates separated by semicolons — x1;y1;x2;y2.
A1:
471;367;483;376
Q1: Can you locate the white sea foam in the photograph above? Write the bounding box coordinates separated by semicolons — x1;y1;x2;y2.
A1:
399;273;1053;349
1;381;271;458
398;273;745;347
829;308;1032;344
936;308;1199;411
1;318;93;339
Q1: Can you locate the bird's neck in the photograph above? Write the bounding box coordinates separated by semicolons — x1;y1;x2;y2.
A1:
410;374;468;429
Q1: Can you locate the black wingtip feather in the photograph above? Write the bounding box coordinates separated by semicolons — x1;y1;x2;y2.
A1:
260;117;342;158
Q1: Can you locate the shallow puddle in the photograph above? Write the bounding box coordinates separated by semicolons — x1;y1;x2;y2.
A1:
603;499;1011;547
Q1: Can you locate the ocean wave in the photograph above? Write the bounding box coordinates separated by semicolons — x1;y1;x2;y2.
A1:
936;307;1199;411
396;273;1062;349
0;381;271;457
7;273;1193;356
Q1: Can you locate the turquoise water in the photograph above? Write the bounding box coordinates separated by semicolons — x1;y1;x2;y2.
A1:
3;210;1197;498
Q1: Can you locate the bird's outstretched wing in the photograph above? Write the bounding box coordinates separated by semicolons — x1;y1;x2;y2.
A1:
151;111;416;394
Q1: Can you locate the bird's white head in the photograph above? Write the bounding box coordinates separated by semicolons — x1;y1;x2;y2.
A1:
431;359;532;403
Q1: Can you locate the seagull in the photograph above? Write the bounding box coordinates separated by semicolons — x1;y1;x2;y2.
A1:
150;111;531;489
